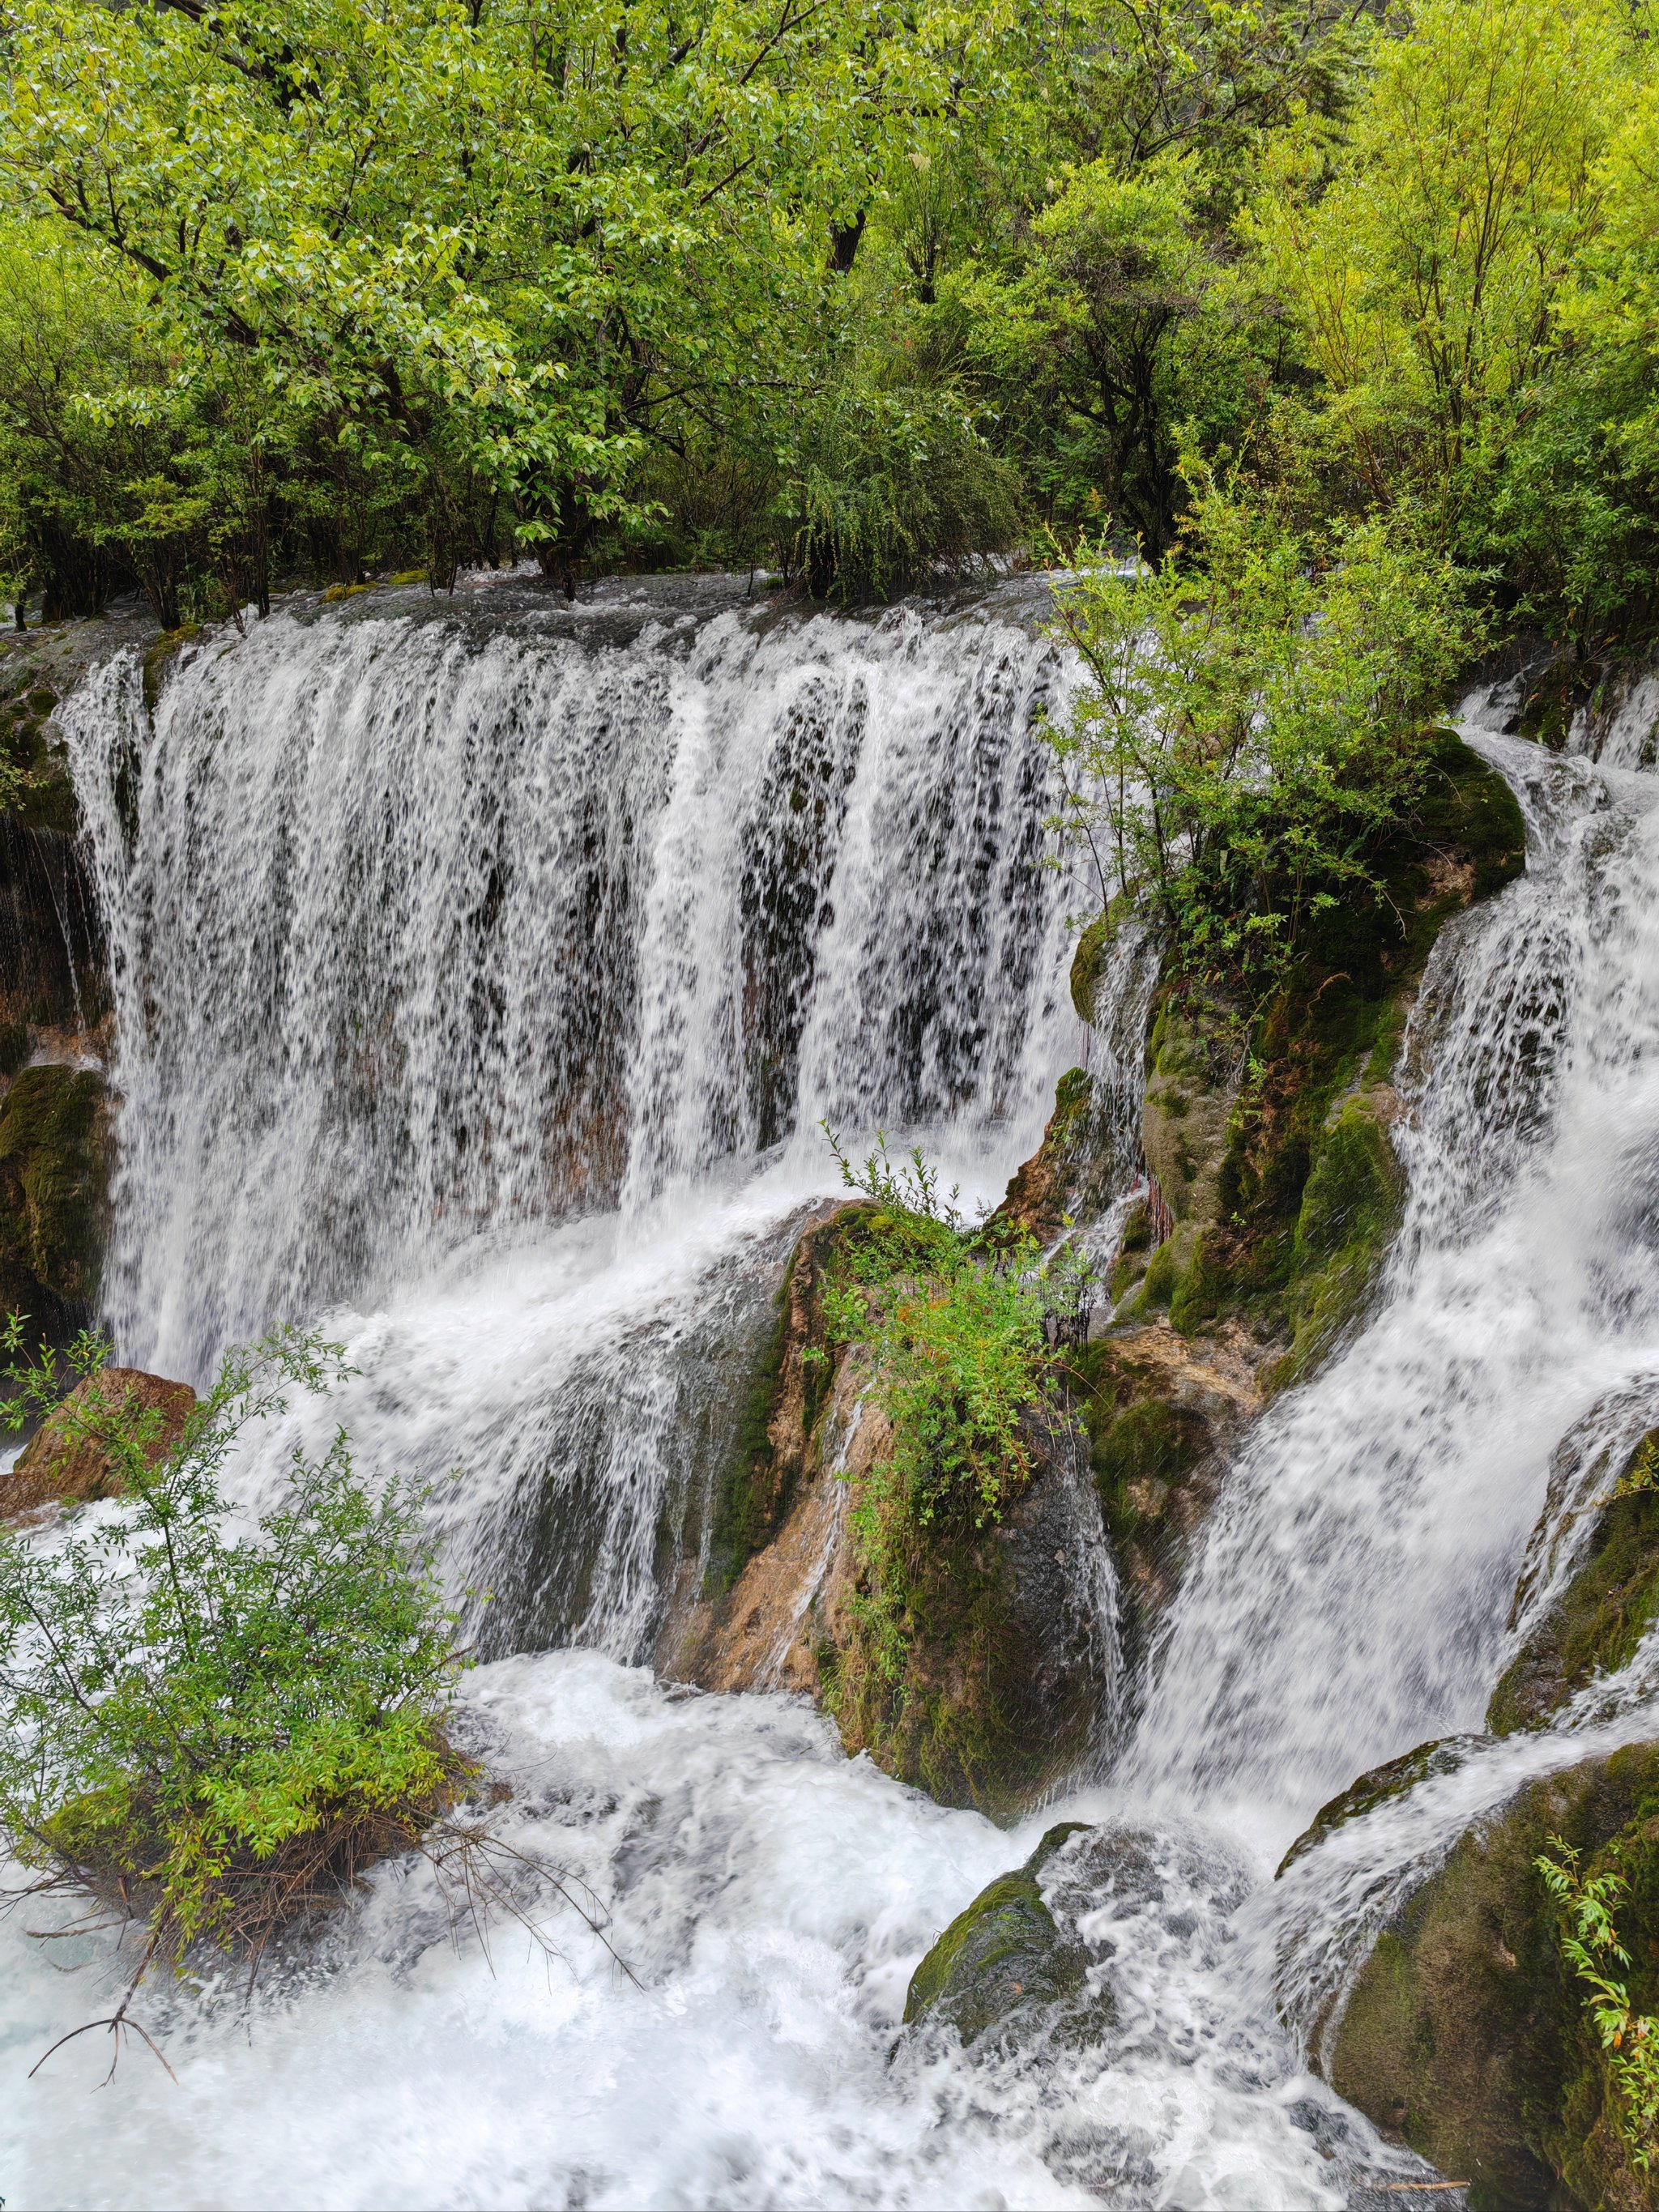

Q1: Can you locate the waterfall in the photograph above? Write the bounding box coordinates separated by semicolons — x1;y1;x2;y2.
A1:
1124;734;1659;1840
14;583;1659;2210
62;575;1082;1382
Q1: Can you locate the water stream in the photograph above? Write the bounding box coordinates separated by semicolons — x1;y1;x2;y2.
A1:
5;579;1659;2206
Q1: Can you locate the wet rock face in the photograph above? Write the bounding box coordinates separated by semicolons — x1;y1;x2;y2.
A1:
1277;1737;1480;1877
903;1822;1097;2048
1490;1429;1659;1737
0;1062;109;1342
1324;1741;1659;2212
993;1066;1124;1247
0;1366;197;1519
1067;1317;1260;1673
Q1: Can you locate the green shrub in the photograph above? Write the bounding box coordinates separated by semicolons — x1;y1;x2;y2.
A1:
814;1129;1089;1721
0;1324;463;1987
1538;1837;1659;2170
789;391;1024;603
1047;479;1482;997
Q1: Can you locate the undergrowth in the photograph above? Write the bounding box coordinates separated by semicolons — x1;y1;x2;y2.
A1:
1538;1836;1659;2170
0;1321;626;2078
815;1128;1090;1789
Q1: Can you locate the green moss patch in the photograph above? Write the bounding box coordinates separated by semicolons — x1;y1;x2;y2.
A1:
0;1063;106;1328
1147;733;1523;1370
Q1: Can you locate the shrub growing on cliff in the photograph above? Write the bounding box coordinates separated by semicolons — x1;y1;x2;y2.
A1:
818;1132;1089;1692
1047;483;1481;995
1537;1836;1659;2168
0;1325;463;2028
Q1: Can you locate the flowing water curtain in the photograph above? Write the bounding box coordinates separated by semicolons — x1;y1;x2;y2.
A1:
62;588;1081;1363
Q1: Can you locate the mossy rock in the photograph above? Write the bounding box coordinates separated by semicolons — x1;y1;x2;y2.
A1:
142;624;201;709
992;1065;1116;1241
903;1822;1096;2047
826;1432;1107;1822
1064;1329;1243;1674
1326;1738;1659;2212
1165;732;1523;1368
0;1063;107;1329
1490;1437;1659;1737
1070;889;1141;1023
1277;1736;1478;1876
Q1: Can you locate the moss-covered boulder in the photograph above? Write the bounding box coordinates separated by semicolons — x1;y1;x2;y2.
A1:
1277;1736;1479;1877
903;1822;1098;2048
1127;731;1524;1376
1490;1432;1659;1737
1325;1741;1659;2212
0;1062;108;1339
675;1203;1115;1821
1;1366;197;1519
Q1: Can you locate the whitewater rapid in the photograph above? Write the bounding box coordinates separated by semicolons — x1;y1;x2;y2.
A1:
7;580;1659;2208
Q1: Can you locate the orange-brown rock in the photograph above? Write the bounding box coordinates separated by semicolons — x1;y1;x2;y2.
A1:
1;1366;197;1519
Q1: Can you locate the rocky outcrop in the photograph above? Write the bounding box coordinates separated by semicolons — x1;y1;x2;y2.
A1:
669;1203;1116;1820
0;1061;109;1341
1489;1429;1659;1737
994;1066;1123;1245
1115;731;1525;1387
1067;1316;1260;1667
902;1822;1097;2048
1;1366;197;1519
1322;1741;1659;2212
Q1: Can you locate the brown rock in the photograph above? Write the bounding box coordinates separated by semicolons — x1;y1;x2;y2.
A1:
2;1366;197;1518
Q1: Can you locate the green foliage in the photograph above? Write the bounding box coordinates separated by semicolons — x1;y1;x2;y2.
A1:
0;1323;461;1966
788;390;1023;602
820;1128;1085;1530
1047;481;1480;994
1538;1838;1659;2170
812;1129;1090;1776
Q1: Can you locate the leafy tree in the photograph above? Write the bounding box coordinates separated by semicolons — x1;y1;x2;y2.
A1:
1246;0;1633;545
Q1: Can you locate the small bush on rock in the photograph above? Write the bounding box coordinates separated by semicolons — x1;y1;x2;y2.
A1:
0;1323;465;2027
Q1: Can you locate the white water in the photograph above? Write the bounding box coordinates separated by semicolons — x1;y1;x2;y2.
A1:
8;585;1659;2207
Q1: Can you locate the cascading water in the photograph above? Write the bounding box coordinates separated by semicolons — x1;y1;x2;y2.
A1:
10;576;1659;2210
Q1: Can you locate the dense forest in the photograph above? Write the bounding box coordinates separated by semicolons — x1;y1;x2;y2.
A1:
2;0;1654;650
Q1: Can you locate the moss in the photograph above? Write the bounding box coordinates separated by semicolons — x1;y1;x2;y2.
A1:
704;1262;798;1596
142;624;201;710
1490;1451;1659;1736
1070;890;1143;1024
1136;1237;1178;1312
1269;1099;1406;1387
0;1063;107;1324
904;1822;1095;2045
1162;733;1523;1375
827;1516;1063;1820
1326;1740;1659;2212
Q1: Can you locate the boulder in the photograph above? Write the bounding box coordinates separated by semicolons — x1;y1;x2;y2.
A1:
903;1822;1096;2048
2;1366;197;1518
668;1202;1119;1820
1323;1740;1659;2212
1490;1430;1659;1736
